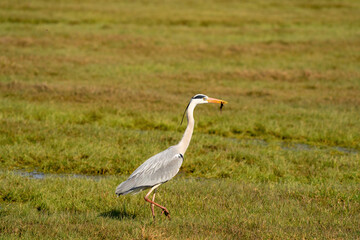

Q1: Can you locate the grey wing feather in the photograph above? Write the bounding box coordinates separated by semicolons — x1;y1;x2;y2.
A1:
115;146;183;195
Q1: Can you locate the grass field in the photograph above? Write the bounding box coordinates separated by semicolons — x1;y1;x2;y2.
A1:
1;0;360;239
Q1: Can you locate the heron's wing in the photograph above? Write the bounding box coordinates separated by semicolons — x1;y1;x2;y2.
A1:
115;146;183;195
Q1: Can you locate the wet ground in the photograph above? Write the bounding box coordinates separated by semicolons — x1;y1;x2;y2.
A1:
6;137;357;180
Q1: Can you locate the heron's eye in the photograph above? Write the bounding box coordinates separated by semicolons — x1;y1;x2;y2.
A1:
203;97;206;101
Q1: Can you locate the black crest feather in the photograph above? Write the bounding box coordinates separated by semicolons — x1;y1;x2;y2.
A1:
180;101;191;126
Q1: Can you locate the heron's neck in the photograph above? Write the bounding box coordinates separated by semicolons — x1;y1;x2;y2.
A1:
178;103;196;155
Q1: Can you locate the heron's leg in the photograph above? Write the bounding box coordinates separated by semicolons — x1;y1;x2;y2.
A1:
144;185;171;220
151;190;156;218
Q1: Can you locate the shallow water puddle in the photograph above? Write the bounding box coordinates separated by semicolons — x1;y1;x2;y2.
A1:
3;137;357;181
124;129;358;154
228;137;358;154
9;170;106;180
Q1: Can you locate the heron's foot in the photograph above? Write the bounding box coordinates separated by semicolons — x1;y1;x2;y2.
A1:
161;208;171;220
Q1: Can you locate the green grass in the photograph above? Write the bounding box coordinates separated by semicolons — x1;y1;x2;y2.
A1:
1;172;359;239
0;0;360;239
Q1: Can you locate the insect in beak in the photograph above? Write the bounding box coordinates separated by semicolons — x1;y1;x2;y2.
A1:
207;97;227;112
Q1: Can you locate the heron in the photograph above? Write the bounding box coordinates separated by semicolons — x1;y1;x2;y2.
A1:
115;94;227;219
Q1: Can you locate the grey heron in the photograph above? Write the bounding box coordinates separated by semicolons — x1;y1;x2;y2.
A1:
115;94;227;219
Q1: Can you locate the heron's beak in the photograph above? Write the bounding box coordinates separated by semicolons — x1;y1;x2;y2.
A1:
207;97;228;104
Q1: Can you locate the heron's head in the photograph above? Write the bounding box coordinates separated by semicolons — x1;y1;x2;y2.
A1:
180;94;228;125
190;94;228;105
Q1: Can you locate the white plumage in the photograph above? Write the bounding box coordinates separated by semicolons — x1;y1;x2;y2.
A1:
115;146;183;195
115;94;227;219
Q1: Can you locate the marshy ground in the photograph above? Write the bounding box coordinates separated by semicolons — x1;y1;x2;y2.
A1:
0;0;359;239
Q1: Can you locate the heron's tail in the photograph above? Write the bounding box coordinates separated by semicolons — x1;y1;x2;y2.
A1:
115;179;148;196
115;181;130;195
115;179;141;195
